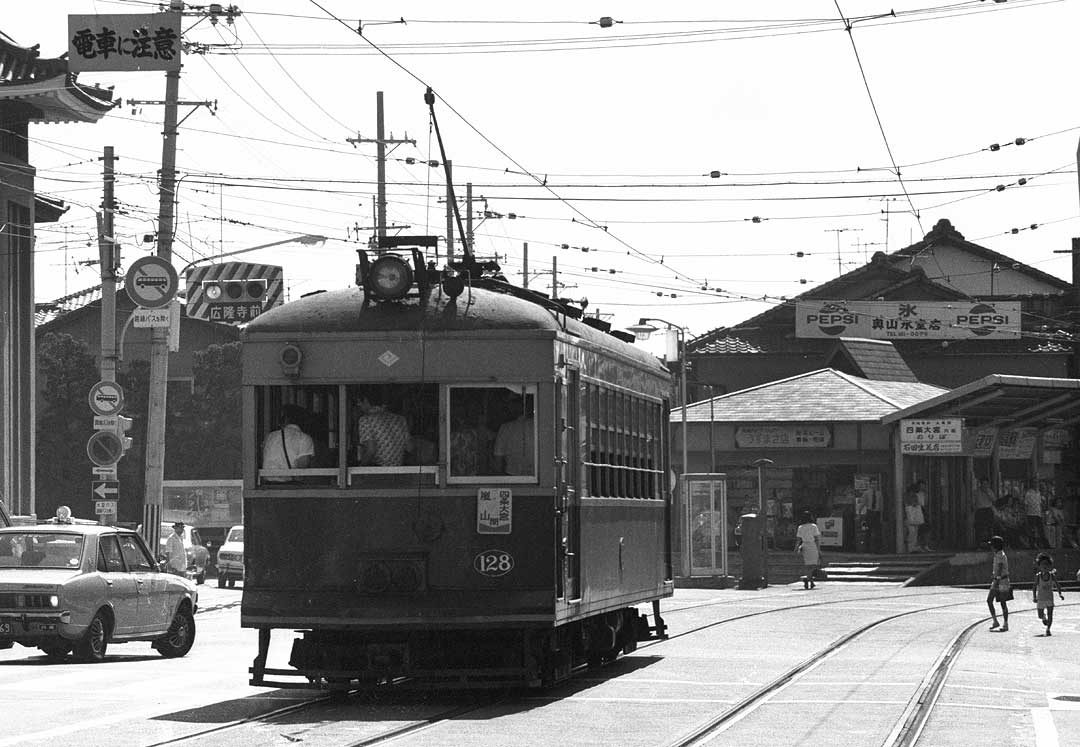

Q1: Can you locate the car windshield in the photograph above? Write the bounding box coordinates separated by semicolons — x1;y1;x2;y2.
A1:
0;532;85;569
226;527;244;543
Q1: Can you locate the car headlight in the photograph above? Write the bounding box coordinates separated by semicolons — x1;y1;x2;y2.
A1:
49;595;60;608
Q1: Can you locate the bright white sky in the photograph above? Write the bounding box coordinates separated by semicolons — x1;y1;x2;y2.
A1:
7;0;1080;347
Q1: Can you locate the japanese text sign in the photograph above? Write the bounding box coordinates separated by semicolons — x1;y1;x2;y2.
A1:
68;14;181;72
900;418;963;454
477;488;512;535
795;301;1021;340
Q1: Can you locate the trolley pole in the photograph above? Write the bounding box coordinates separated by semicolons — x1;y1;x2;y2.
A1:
141;0;183;554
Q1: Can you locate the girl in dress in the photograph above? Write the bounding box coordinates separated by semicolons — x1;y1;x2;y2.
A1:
988;535;1012;632
1033;552;1064;636
795;512;822;590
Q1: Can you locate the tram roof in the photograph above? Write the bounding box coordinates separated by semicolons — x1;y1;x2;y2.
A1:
243;285;670;374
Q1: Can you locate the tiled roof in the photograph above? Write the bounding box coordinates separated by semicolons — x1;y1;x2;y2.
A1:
827;338;917;382
676;368;946;423
694;336;762;354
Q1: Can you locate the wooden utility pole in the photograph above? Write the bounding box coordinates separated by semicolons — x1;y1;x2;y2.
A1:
96;146;118;526
346;92;414;245
141;0;183;554
445;160;454;260
466;182;474;254
522;242;528;289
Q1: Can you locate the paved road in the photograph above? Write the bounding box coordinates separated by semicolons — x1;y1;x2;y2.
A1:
0;584;1076;746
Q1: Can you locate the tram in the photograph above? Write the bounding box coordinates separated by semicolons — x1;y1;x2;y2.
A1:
240;245;673;689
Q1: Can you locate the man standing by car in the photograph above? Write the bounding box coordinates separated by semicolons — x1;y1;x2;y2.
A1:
165;522;187;576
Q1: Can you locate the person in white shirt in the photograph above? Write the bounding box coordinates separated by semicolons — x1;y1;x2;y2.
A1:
795;512;822;589
262;404;315;482
165;522;187;576
493;393;535;475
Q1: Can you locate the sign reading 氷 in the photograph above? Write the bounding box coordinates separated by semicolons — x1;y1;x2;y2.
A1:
795;301;1021;340
68;14;181;72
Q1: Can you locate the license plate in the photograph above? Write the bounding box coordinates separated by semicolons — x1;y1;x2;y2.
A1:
0;622;11;635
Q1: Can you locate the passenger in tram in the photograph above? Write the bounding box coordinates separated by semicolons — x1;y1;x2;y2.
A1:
493;393;535;475
354;390;413;467
262;404;315;482
449;398;494;476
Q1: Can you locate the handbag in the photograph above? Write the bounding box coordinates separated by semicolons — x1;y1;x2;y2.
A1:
994;576;1013;602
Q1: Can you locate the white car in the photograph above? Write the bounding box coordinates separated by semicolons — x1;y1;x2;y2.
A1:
216;525;244;588
0;524;197;662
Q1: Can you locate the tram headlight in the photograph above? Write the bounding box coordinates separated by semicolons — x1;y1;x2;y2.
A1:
367;255;413;300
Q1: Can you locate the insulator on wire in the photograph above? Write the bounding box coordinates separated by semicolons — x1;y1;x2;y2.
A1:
995;184;1006;192
1018;178;1027;186
1015;137;1026;146
989;143;1001;151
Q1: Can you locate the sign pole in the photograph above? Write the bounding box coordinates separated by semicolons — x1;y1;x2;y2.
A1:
142;0;183;554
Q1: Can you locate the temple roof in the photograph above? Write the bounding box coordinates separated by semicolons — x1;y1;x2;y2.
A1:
0;37;114;123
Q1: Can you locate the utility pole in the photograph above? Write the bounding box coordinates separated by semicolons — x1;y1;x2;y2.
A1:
522;242;528;289
466;182;474;254
825;227;861;276
96;146;118;526
552;256;559;299
346;91;414;245
141;0;183;555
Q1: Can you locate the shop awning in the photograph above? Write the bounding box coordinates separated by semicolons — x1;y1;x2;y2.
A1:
880;374;1080;431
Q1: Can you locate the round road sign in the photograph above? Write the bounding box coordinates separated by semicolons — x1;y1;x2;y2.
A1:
87;430;124;467
125;255;179;309
88;380;125;416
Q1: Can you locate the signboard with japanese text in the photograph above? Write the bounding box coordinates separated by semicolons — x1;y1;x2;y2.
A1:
817;516;843;547
133;306;172;328
477;488;512;534
185;262;284;323
900;418;963;454
997;428;1037;460
964;427;997;457
734;425;831;449
68;14;181;72
795;300;1021;340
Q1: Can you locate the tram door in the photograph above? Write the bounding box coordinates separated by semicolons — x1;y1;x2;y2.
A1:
689;476;728;576
555;368;581;600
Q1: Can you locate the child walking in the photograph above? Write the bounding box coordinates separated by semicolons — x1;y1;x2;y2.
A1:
1033;552;1065;636
987;535;1012;631
795;512;822;590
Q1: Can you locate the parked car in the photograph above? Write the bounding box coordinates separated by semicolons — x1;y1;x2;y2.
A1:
0;524;197;662
216;525;244;588
0;503;9;528
156;523;210;584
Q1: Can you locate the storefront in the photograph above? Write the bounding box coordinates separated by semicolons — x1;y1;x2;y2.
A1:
882;375;1080;554
676;369;946;572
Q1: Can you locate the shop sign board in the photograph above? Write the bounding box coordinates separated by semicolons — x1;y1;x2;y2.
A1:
900;418;962;454
998;428;1037;460
963;427;997;457
1042;428;1073;449
795;300;1021;340
817;516;843;547
68;14;181;72
734;425;831;449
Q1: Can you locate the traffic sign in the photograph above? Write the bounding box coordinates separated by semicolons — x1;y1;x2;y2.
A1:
125;255;178;309
93;416;118;430
133;306;172;328
92;480;119;501
94;500;118;516
87;430;125;467
88;380;125;416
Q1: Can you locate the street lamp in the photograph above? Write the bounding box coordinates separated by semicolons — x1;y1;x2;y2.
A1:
179;234;328;277
627;317;689;573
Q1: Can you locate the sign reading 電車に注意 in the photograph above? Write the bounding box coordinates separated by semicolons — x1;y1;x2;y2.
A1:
68;14;181;73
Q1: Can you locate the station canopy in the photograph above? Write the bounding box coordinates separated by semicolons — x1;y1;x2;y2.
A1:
881;374;1080;431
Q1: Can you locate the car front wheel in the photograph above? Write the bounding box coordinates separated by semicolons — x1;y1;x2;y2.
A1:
73;612;108;662
155;607;196;658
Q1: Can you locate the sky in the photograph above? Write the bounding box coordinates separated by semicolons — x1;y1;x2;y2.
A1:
7;0;1080;350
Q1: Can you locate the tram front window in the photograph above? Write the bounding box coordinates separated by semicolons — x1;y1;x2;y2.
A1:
449;385;536;480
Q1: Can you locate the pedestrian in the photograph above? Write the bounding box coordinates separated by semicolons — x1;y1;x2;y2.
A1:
1032;552;1065;636
165;522;188;576
795;511;822;589
973;478;996;548
1044;497;1065;550
987;535;1011;632
913;480;932;551
904;489;925;553
1022;480;1048;549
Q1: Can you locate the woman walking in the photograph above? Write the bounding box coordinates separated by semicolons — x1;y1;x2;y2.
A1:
987;535;1012;631
795;512;822;590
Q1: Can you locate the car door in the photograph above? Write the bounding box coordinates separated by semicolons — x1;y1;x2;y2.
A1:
97;535;139;636
117;534;169;633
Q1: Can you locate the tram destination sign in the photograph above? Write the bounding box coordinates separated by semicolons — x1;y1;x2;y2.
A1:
900;418;963;454
795;301;1021;340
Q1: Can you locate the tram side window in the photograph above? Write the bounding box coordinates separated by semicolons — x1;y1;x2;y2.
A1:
449;386;536;478
584;382;662;499
256;386;339;484
348;384;438;467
